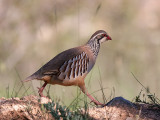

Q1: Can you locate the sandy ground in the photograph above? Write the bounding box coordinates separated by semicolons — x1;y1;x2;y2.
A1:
0;96;160;120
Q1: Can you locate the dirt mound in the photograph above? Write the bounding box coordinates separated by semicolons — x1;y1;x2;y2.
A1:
0;96;159;120
87;97;160;120
0;95;53;120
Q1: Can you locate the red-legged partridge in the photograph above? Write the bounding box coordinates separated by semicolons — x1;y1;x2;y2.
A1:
24;30;112;106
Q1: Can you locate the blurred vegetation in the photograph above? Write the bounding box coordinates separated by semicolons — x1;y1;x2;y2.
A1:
0;0;160;106
43;100;90;120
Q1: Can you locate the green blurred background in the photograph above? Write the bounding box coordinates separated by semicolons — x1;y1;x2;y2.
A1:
0;0;160;105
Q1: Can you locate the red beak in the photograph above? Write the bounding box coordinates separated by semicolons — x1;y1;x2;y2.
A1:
107;35;112;40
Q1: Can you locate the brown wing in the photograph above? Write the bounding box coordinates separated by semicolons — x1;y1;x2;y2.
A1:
29;46;89;80
24;45;96;82
58;51;90;80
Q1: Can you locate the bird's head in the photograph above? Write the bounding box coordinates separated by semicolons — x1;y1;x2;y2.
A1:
87;30;112;45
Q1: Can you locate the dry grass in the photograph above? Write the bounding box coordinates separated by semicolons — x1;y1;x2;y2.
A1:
0;0;160;106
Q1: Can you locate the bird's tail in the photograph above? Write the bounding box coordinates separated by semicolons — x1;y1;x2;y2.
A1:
23;73;38;82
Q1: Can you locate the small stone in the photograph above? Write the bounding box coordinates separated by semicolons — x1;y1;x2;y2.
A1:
40;97;52;104
14;97;20;101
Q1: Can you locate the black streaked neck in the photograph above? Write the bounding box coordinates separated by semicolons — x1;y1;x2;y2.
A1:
86;39;100;57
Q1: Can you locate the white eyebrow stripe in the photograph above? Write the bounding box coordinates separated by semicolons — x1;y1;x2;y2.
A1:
91;33;104;40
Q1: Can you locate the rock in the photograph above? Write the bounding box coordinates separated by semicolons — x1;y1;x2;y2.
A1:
40;97;52;104
86;97;160;120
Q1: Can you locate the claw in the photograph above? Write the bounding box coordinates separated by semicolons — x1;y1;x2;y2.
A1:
79;85;104;106
90;99;104;106
37;82;48;97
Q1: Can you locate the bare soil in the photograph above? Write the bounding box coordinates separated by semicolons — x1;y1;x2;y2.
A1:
0;96;159;120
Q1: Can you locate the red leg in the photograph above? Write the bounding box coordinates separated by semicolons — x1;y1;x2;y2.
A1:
37;82;47;97
79;85;104;106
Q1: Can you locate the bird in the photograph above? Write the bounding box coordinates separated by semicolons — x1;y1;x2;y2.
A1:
24;30;112;106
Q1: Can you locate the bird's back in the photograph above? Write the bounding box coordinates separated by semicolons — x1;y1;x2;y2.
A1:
26;45;96;82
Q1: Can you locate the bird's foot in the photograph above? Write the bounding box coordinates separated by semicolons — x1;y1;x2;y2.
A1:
37;87;46;98
90;99;104;106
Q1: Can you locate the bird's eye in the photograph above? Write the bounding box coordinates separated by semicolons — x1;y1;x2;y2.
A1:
102;34;106;37
97;35;101;39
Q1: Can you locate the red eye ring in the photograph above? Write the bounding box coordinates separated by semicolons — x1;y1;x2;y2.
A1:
102;34;106;37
